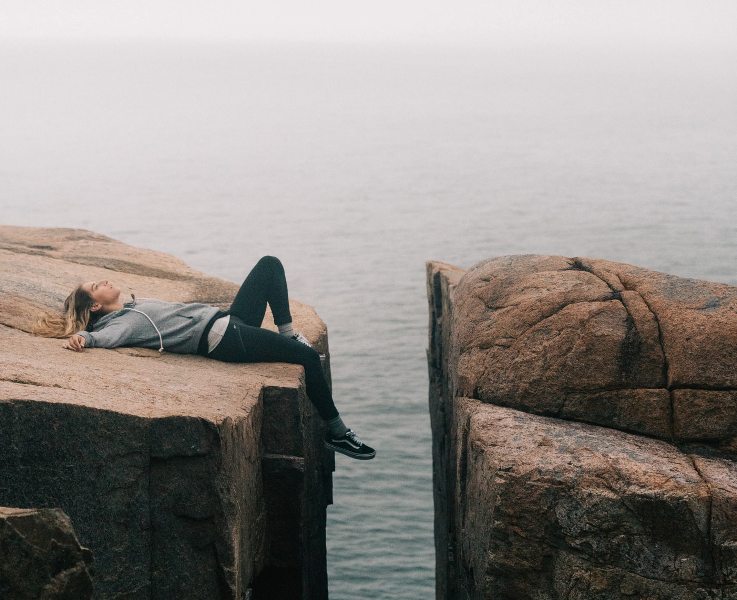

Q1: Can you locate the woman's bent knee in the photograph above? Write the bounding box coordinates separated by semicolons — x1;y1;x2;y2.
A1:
258;255;282;269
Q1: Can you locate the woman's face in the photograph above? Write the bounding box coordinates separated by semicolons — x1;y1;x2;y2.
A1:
81;279;122;312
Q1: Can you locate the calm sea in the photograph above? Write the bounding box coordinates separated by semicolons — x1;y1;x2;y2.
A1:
2;39;736;599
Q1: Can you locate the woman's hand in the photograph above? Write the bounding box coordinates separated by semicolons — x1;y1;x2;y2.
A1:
63;334;87;352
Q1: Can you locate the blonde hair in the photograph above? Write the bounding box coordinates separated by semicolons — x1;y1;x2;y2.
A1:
32;284;99;338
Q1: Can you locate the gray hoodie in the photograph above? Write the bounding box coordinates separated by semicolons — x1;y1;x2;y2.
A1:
76;295;220;354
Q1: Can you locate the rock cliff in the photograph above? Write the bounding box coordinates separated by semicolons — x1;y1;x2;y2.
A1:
0;506;93;599
0;225;334;599
427;255;737;599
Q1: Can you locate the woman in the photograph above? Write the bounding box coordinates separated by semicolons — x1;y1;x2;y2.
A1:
33;255;375;460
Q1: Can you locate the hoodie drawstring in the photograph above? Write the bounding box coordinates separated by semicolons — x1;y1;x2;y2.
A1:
120;294;164;353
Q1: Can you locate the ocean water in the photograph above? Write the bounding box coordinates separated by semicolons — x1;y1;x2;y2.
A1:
1;39;736;599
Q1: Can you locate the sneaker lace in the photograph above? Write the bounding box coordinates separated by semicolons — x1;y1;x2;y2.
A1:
345;430;364;446
292;331;309;343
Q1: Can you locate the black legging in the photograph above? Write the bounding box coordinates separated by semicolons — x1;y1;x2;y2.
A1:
207;255;339;421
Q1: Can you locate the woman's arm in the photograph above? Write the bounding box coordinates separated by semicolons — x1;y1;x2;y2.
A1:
68;320;133;350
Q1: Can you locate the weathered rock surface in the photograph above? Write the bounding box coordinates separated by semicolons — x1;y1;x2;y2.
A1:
0;225;334;599
0;506;93;599
427;255;737;599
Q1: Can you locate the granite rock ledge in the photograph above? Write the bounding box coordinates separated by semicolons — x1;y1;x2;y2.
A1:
0;225;334;599
427;255;737;600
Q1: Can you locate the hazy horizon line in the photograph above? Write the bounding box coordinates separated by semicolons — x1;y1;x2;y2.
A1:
1;34;734;52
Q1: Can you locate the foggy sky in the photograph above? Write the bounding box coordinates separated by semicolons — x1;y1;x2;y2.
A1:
2;1;736;46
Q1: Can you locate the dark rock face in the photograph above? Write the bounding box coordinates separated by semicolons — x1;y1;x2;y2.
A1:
0;506;93;599
427;256;737;599
0;225;333;599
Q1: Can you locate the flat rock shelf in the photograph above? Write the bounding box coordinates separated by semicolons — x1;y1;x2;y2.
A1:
0;225;334;599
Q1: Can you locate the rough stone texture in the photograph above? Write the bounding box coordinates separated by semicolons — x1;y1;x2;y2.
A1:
0;506;93;599
427;255;737;600
0;224;334;599
449;254;737;444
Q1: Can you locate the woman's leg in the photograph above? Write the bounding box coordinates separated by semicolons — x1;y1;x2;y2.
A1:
209;316;339;421
214;257;376;458
229;255;292;327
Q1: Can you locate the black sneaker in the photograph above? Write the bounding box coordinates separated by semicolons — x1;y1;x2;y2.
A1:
290;331;313;348
325;429;376;460
290;331;327;363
